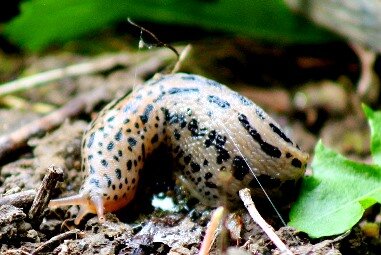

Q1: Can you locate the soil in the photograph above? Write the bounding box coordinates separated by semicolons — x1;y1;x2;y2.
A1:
0;35;380;254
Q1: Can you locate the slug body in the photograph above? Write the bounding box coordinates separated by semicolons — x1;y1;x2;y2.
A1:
49;73;308;224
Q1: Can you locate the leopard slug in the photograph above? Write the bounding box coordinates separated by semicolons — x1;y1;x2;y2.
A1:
49;73;309;224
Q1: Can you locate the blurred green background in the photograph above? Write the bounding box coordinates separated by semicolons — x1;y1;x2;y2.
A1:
0;0;335;52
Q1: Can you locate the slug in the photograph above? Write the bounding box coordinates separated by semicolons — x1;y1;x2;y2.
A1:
49;73;309;224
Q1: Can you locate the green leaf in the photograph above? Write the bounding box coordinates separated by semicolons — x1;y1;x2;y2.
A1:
289;141;381;238
362;104;381;166
3;0;334;51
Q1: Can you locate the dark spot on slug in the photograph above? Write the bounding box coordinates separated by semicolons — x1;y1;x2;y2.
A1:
87;132;95;148
291;158;302;168
269;123;293;145
101;159;108;167
174;129;181;140
255;108;265;120
107;142;114;151
168;87;199;94
190;162;201;173
205;130;230;164
234;93;252;106
205;181;217;189
184;155;192;165
181;75;195;81
207;95;230;109
104;174;112;188
89;178;100;188
107;116;115;122
204;172;213;180
128;137;137;147
232;156;250;181
187;119;207;137
176;149;184;159
89;165;95;174
127;160;132;170
206;79;222;88
115;168;122;179
238;113;281;158
140;104;154;124
115;129;123;141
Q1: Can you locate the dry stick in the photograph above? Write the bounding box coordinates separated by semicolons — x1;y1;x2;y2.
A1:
4;249;32;255
29;165;64;221
32;229;79;255
0;89;100;161
0;189;36;208
239;188;294;255
0;49;178;162
171;44;192;74
0;52;144;97
350;43;378;97
198;206;225;255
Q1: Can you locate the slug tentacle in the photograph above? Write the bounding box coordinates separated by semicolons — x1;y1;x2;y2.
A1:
49;193;87;208
49;192;106;224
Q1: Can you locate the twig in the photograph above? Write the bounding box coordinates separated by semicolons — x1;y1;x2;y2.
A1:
128;18;180;59
0;95;55;113
309;230;350;253
32;229;79;254
29;165;64;222
3;249;32;255
0;48;178;162
199;206;225;255
0;52;143;97
171;44;192;74
350;43;378;98
0;89;99;161
0;189;36;208
239;188;294;255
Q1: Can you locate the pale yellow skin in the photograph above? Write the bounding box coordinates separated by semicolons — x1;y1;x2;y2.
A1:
49;73;309;224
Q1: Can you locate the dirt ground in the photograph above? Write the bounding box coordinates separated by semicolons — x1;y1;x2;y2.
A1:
0;36;380;254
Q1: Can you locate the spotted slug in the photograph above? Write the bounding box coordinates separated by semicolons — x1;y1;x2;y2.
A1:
49;73;309;224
